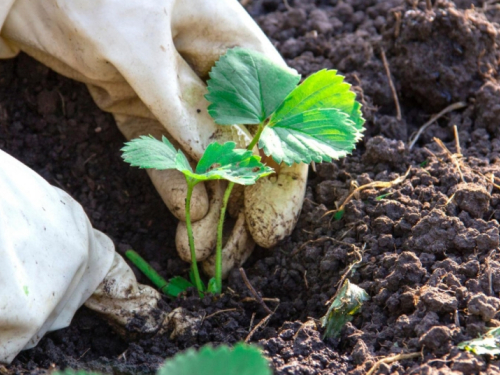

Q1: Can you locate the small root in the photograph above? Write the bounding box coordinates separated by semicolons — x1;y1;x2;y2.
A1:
323;168;411;219
204;308;239;320
408;102;467;150
245;312;273;343
380;49;401;120
366;352;421;375
239;268;273;314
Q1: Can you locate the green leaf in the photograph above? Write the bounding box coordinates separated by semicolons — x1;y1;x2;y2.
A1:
158;343;272;375
420;159;429;167
260;70;365;165
260;108;362;165
321;279;369;338
207;277;218;294
458;327;500;356
122;136;273;186
121;135;187;171
164;276;194;297
375;192;394;201
183;142;274;185
206;48;300;125
334;209;345;221
271;70;364;131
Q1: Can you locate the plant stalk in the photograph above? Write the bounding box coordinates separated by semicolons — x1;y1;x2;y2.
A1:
213;120;268;294
125;249;169;294
185;181;204;296
214;181;235;293
246;122;265;151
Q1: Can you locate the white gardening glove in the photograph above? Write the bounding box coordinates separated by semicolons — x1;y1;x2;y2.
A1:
0;150;171;364
0;0;308;276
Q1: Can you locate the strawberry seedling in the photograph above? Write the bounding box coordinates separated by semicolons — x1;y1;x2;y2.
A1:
122;47;365;296
122;137;273;296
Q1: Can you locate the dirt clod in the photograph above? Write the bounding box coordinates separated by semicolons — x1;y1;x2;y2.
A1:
468;293;500;321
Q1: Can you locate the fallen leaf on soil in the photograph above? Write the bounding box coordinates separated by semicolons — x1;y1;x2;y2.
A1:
458;326;500;356
321;279;369;338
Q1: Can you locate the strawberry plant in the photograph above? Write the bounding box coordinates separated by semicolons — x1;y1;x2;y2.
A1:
122;47;365;296
122;137;272;296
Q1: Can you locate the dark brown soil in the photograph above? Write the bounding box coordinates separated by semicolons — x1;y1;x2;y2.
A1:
2;0;500;374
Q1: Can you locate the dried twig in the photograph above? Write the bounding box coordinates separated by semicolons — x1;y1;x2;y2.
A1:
485;249;496;296
366;352;421;375
245;313;273;342
239;268;273;314
425;0;433;11
408;102;467;150
433;137;465;183
56;90;66;117
380;49;401;121
241;297;280;304
323;168;411;219
326;244;364;305
394;11;402;38
291;236;356;257
117;350;128;361
78;348;90;360
249;312;256;332
204;308;239;320
283;0;292;10
293;319;317;340
453;125;462;156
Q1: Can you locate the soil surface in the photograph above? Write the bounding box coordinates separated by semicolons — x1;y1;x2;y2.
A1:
2;0;500;374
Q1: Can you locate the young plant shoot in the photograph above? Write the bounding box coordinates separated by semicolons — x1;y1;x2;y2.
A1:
122;136;273;296
122;47;365;297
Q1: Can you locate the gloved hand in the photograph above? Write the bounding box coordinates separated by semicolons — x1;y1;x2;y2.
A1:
0;0;308;276
0;150;161;364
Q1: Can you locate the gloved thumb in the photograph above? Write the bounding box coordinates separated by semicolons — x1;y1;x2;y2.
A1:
245;162;309;248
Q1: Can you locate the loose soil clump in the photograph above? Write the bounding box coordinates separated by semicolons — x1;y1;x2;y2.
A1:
2;0;500;374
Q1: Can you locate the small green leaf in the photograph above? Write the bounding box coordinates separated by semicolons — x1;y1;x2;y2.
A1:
259;70;364;165
334;209;345;221
260;108;362;165
207;278;218;294
206;48;300;125
121;135;188;171
271;70;364;131
183;142;274;185
321;279;369;338
158;343;272;375
23;285;29;296
164;276;194;297
420;159;429;167
122;137;273;186
458;327;500;356
375;192;394;201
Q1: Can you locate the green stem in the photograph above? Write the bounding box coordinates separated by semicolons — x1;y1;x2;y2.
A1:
214;181;235;293
213;121;268;294
185;181;204;297
125;249;169;294
247;122;265;151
